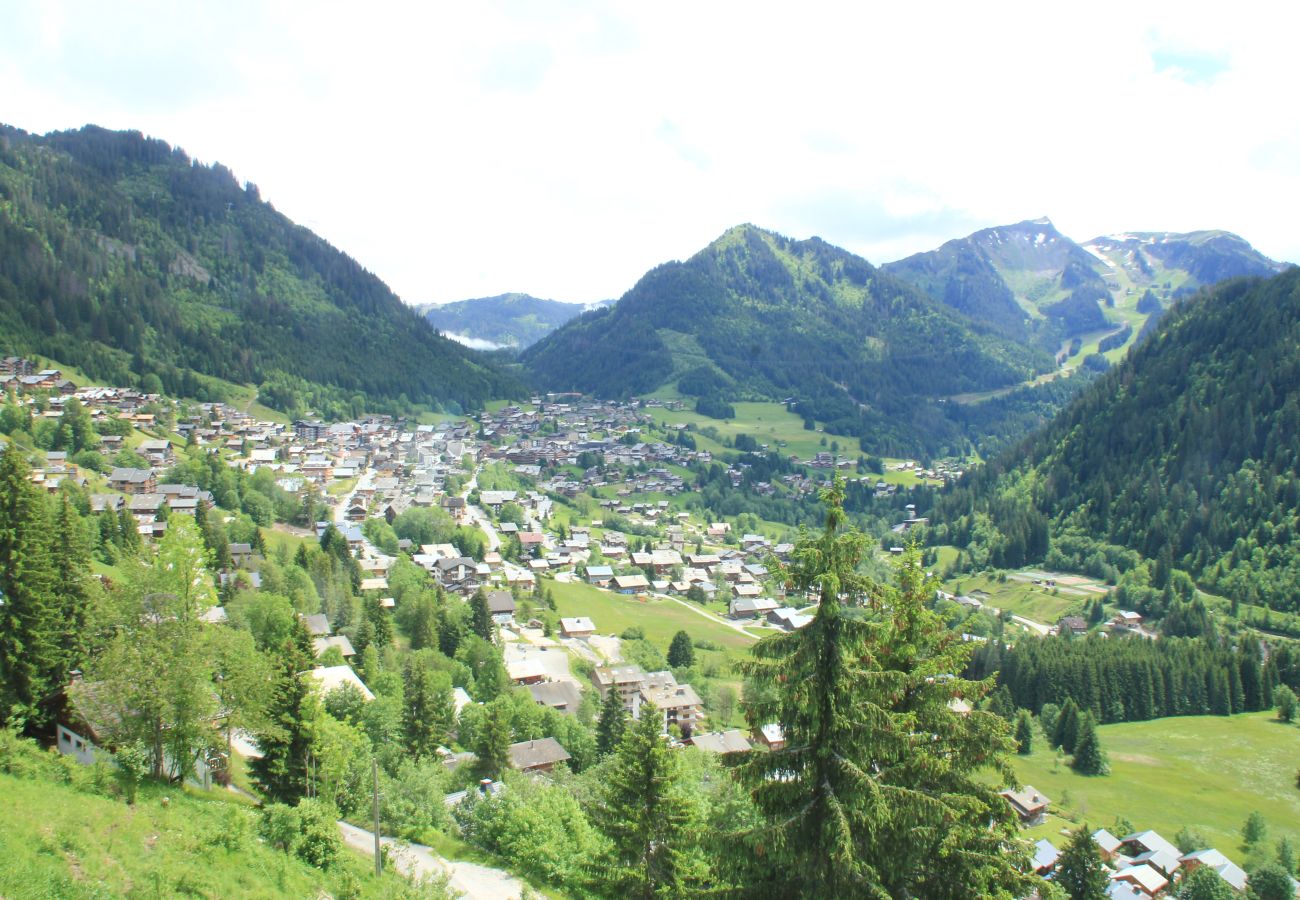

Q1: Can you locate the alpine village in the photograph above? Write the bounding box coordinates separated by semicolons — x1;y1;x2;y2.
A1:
1;108;1300;900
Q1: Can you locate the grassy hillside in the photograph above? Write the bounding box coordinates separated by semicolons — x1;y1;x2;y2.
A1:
1011;712;1300;856
422;293;607;349
0;123;520;419
0;760;422;898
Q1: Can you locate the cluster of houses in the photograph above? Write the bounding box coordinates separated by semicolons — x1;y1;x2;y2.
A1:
1002;787;1255;897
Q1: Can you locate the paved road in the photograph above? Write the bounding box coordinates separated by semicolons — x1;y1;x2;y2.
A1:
338;821;527;899
1010;614;1052;636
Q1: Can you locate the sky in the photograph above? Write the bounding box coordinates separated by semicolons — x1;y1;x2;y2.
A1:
2;2;1298;305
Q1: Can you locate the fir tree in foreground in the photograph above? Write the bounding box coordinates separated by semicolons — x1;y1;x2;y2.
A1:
593;702;706;897
595;685;629;757
728;479;1031;898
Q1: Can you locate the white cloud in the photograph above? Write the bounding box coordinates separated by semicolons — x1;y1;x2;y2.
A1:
1;1;1297;304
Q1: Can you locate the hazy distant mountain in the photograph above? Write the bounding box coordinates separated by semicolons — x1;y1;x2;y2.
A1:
421;294;613;349
885;218;1287;356
524;224;1053;455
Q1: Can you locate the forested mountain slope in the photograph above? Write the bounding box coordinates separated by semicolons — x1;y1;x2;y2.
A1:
0;124;520;417
934;268;1300;611
524;224;1054;456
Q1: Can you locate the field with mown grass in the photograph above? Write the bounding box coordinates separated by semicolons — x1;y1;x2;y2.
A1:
1010;712;1300;856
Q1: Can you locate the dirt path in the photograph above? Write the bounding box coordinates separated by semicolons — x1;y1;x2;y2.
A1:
657;593;759;640
337;821;528;899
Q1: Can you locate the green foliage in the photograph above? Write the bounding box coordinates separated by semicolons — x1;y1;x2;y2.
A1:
729;481;1030;897
593;705;706;897
0;125;519;415
667;630;695;669
1015;709;1034;755
1069;712;1108;776
1247;863;1294;900
113;741;149;805
260;798;342;869
595;687;628;757
1275;685;1297;723
422;293;594;349
1243;810;1268;846
1054;825;1109;899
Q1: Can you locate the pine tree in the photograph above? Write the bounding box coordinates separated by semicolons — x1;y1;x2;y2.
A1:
1070;713;1108;776
594;702;705;897
596;686;629;756
1055;697;1081;752
403;650;453;759
474;699;512;779
0;447;59;727
667;630;695;669
469;587;494;642
117;505;142;555
252;624;319;804
729;480;1030;898
51;494;95;673
1055;825;1109;899
1015;708;1034;755
1275;684;1297;723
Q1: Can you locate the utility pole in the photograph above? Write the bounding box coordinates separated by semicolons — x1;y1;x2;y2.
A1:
372;756;382;877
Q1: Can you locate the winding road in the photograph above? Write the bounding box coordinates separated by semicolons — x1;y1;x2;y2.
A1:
338;821;528;899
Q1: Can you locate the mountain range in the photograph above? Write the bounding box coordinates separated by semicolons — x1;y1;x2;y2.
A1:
523;224;1055;455
419;293;612;350
0;124;520;419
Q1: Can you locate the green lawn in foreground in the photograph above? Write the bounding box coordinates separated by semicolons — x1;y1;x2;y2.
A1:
1010;712;1300;854
547;577;756;665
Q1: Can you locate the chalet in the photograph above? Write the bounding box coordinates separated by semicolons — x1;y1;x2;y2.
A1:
1057;616;1089;635
359;577;389;593
441;495;467;521
592;665;646;715
688;729;752;754
108;467;157;495
307;665;375;701
729;596;779;619
508;737;571;775
1000;785;1049;825
560;617;596;638
229;543;256;569
640;671;703;737
302;613;332;637
518;532;546;551
613;574;649;595
1032;839;1059;875
1092;828;1123;861
313;635;357;659
506;657;547;685
486;590;516;624
1179;849;1248;893
767;607;813;631
138;440;174;465
526;681;583;716
1113;610;1144;629
577;555;613;579
754;723;785;751
1108;864;1167;898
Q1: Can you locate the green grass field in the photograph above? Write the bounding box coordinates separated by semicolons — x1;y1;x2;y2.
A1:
943;572;1093;625
1011;712;1300;854
647;401;864;459
547;577;756;665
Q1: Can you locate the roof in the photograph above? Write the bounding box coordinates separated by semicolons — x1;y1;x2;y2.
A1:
613;574;649;590
689;729;752;754
1180;850;1248;891
486;591;516;614
593;665;646;688
641;680;703;711
1032;838;1059;871
313;635;357;658
1110;864;1168;895
585;565;614;578
1000;785;1049;816
526;681;583;713
1093;828;1122;854
302;613;331;636
758;723;784;745
1121;831;1180;860
560;616;595;634
307;665;374;701
506;658;547;682
508;737;571;771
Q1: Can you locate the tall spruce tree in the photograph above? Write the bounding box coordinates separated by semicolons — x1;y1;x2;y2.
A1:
402;650;454;759
0;447;58;727
596;685;629;757
667;630;695;669
252;622;319;803
1055;825;1109;899
1055;697;1081;752
1015;708;1034;755
1070;712;1108;775
729;480;1030;898
469;587;494;642
594;701;706;897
